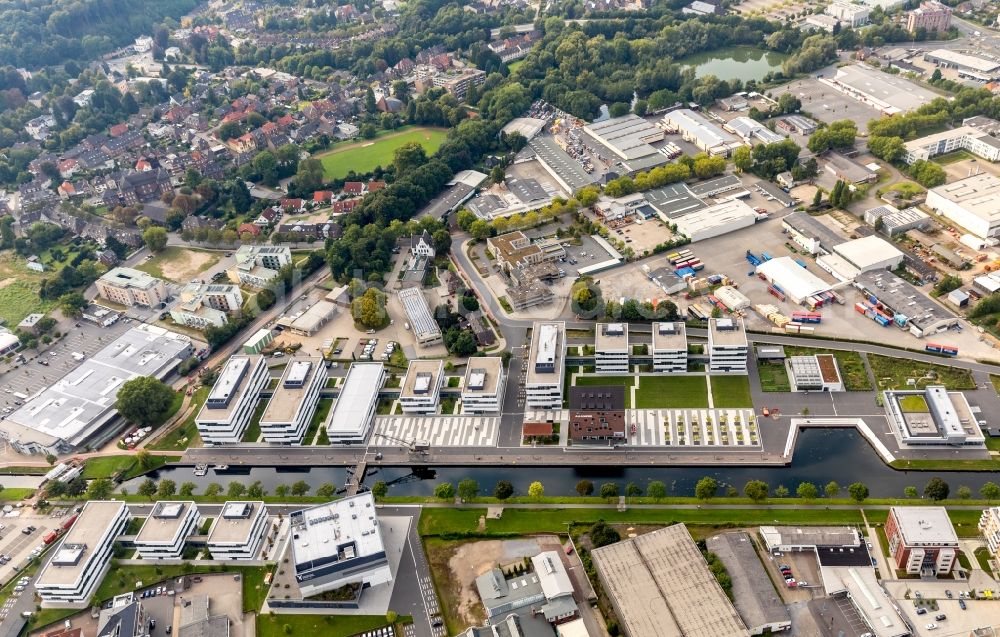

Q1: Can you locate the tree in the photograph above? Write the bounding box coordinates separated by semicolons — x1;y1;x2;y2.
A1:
494;480;514;500
824;481;840;498
394;142;428;177
205;483;222;497
386;610;399;625
432;229;451;255
457;479;479;501
775;485;790;498
625;483;642;497
371;481;388;500
157;479;177;498
138;478;157;500
87;478;114;500
45;453;57;466
589;521;621;548
142;226;168;253
135;449;152;470
352;287;388;329
600;483;619;500
227;481;246;498
291;480;310;496
275;485;290;498
180;482;197;497
646;481;667;500
316;483;336;498
812;189;822;207
58;291;88;317
847;482;869;503
981;482;1000;502
293;158;324;193
957;485;972;500
904;486;918;498
732;146;752;173
576;480;594;496
743;480;769;503
695;476;718;500
796;482;818;500
924;477;949;501
117;377;176;426
247;481;265;498
528;481;544;498
434;482;455;500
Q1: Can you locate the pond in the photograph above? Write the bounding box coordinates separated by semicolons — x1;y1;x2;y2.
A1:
679;46;789;82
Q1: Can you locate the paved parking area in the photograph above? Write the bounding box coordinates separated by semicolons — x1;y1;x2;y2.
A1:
770;75;884;129
371;415;499;447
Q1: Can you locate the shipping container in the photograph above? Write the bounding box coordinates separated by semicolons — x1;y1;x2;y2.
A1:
42;531;58;545
925;343;958;357
768;286;786;301
792;312;822;324
745;251;762;266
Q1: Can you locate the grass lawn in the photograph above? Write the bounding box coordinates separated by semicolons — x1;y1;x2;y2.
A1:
149;387;207;451
82;456;138;479
0;281;53;326
992;374;1000;395
869;353;975;390
0;488;35;501
574;375;635;407
933;149;976;165
783;346;872;391
635;376;708;408
757;361;791;392
134;246;221;283
898;395;929;413
710;375;753;408
305;398;333;445
890;458;1000;471
0;466;48;475
257;614;405;637
508;59;525;73
243;400;266;443
316;127;448;180
976;546;994;574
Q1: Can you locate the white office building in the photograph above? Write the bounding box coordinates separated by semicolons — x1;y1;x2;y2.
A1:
325;362;385;444
260;357;325;444
36;501;130;608
926;173;1000;239
399;359;444;414
196;355;268;445
290;493;392;598
461;357;506;414
652;322;687;373
904;126;1000;164
230;246;292;288
526;322;566;410
134;501;199;560
595;323;629;374
708;318;748;373
206;501;270;561
825;0;870;26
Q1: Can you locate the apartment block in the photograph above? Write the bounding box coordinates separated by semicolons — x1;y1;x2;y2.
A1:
979;507;1000;563
207;501;270;561
886;506;958;576
96;267;168;307
229;245;292;288
134;501;199;560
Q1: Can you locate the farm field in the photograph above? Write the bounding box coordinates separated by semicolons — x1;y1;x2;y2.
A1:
316;127;448;179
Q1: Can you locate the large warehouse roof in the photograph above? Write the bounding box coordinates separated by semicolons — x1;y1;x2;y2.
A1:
833;235;903;271
929;173;1000;224
592;524;749;637
397;287;442;344
674;199;757;242
757;256;832;303
324;362;384;440
583;114;664;160
706;532;791;634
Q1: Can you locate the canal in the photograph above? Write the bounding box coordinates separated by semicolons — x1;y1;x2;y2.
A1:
679;46;789;82
132;428;998;498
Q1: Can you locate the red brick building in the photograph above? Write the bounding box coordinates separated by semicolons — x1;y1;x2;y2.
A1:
568;386;626;445
885;506;958;576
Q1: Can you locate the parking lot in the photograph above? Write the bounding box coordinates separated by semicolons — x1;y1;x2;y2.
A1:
886;577;1000;637
769;75;884;129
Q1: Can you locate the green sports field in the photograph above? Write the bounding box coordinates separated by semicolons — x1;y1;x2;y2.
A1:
316;127;448;179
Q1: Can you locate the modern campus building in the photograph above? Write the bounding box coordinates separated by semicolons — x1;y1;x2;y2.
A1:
595;323;629;374
883;385;985;446
171;283;244;329
886;506;958;576
399;359;444;414
651;322;687;373
592;524;749;637
979;507;1000;563
259;357;325;444
708;318;748;373
36;501;130;607
230;245;292;288
206;501;269;561
787;354;843;392
926;173;1000;239
290;493;392;598
133;501;200;560
461;357;506;414
95;267;168;307
0;324;192;455
195;355;269;445
397;287;443;347
325;362;385;444
525;322;566;410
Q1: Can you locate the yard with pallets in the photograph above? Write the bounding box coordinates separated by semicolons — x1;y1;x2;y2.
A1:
315;126;448;179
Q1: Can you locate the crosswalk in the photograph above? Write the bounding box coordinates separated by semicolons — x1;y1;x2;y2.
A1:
372;415;499;447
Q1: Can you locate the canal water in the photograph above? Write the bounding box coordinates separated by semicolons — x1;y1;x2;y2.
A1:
131;429;998;498
679;46;789;82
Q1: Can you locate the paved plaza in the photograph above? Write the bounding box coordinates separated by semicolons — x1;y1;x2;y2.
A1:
629;408;759;447
371;415;500;447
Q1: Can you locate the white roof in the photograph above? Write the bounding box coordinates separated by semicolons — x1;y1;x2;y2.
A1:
757;256;832;301
290;493;384;569
531;551;575;600
833;236;904;270
890;506;958;545
325;362;383;437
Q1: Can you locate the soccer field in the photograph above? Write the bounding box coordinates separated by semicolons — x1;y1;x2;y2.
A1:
316;127;448;179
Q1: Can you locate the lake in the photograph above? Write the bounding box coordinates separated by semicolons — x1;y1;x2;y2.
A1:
680;46;789;82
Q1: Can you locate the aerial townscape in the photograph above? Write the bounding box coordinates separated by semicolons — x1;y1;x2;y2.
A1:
12;0;1000;636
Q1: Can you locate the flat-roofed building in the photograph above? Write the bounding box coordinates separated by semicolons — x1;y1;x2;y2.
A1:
757;256;833;305
924;48;1000;76
260;357;325;444
96;267;168;307
823;64;938;115
926;173;1000;239
229;245;292;288
820;566;908;637
825;0;869;25
461;357;506;414
134;501;199;560
526;322;566;410
782;211;845;255
787;354;843;392
863;205;930;236
399;359;444;414
979;507;1000;563
179;283;243;312
651;322;687;373
708;318;748;373
36;501;130;607
674;199;758;242
856;270;960;337
663;109;744;157
592;524;749;637
595;323;629;374
569;385;626;444
758;526;861;552
883;385;984;446
486;231;566;273
325;362;384;444
886;506;958;575
0;324;191;455
169;298;228;329
397;287;442;347
290;493;391;597
583;115;665;161
907;1;951;33
715;286;751;312
207;501;269;561
196;355;268;445
904;125;1000;164
707;532;792;635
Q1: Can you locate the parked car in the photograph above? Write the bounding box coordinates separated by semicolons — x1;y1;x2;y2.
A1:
959;599;967;610
916;608;927;615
